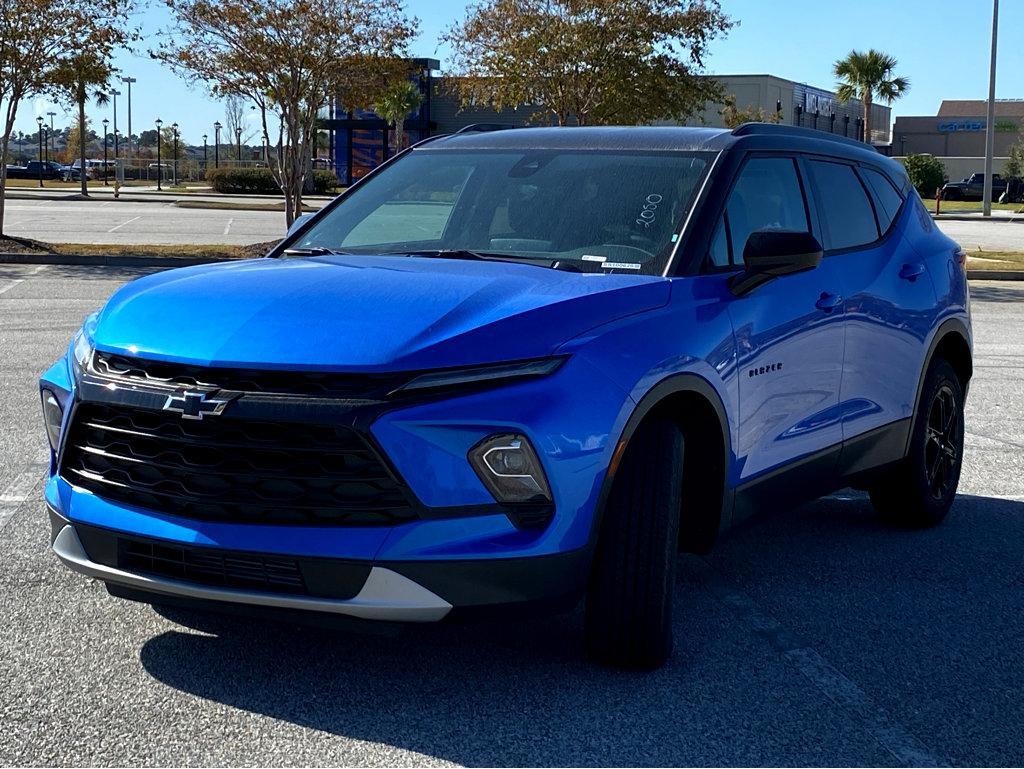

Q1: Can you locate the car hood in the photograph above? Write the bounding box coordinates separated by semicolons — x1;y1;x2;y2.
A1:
92;255;670;370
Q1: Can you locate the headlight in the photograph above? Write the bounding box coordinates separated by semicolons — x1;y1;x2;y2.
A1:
389;356;565;397
469;433;551;504
41;389;64;452
70;326;94;378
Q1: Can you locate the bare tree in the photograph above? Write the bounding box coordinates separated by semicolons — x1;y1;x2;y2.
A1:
155;0;417;226
224;94;255;160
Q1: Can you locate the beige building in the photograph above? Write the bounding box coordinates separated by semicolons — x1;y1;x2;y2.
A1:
892;99;1024;157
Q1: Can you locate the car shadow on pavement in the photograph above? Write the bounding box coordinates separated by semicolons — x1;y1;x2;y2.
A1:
138;492;1024;767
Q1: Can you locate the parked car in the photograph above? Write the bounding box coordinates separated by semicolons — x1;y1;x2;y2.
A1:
998;176;1024;204
942;172;1007;201
64;159;114;181
40;124;971;669
5;160;63;180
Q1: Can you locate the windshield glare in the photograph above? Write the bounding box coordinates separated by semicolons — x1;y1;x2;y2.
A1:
295;149;712;275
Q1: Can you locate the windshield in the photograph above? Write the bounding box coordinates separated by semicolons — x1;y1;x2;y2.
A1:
293;148;713;275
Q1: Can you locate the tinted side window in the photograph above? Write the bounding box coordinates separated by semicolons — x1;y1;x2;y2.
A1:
721;157;809;266
861;167;904;231
807;160;879;250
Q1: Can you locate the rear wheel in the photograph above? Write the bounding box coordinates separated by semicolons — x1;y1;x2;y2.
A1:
585;419;683;670
869;358;964;527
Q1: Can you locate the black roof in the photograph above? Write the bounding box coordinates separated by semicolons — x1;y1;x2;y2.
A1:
422;123;903;175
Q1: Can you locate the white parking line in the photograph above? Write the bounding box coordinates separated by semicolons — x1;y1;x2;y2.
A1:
0;279;24;295
689;557;946;767
223;217;234;235
107;215;141;233
0;449;50;533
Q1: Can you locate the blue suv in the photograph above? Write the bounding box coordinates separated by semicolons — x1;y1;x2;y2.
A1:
40;125;971;669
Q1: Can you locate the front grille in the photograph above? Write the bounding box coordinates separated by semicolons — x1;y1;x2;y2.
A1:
60;403;416;526
119;537;306;594
93;351;410;399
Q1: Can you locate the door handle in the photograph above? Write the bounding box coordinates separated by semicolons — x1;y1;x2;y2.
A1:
815;292;843;312
899;262;926;281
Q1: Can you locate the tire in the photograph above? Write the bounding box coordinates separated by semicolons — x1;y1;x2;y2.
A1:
868;358;964;527
585;419;683;670
942;188;960;201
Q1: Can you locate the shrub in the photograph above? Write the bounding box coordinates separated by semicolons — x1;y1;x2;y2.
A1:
900;154;947;198
205;167;340;195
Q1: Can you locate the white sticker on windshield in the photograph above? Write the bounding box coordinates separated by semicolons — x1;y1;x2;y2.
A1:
581;254;607;262
602;262;642;270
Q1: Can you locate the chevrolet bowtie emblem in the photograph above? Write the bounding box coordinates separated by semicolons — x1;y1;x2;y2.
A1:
162;390;237;420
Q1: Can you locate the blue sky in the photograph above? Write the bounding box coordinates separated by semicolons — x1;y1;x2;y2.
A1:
15;0;1023;144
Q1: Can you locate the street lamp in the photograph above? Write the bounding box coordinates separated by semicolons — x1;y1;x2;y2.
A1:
171;122;179;185
36;116;44;187
235;126;242;165
213;121;221;168
109;88;121;158
155;118;163;190
202;134;208;171
102;118;109;185
122;76;136;175
982;0;999;216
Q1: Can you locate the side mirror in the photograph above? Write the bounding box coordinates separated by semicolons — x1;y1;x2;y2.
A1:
729;229;823;296
286;212;313;237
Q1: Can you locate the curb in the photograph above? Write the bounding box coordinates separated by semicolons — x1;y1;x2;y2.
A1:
0;252;236;267
966;270;1024;281
932;214;1024;223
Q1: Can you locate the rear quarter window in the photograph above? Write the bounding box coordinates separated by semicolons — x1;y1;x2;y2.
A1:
861;167;904;231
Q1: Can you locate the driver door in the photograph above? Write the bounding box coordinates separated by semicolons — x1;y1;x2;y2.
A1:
710;155;847;486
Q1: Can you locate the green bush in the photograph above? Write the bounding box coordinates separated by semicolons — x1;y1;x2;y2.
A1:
205;167;340;195
900;154;947;198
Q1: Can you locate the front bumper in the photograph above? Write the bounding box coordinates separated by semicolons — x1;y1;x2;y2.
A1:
48;507;589;620
40;344;631;620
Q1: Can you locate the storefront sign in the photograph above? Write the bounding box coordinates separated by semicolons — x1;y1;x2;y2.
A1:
938;119;1020;133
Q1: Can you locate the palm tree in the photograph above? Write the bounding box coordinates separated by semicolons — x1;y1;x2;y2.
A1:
51;52;113;195
833;49;909;146
374;80;423;157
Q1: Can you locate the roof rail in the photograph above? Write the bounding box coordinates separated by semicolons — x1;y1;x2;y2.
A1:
731;122;874;151
454;123;515;134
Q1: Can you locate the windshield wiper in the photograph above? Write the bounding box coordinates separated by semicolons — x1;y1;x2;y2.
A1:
281;246;352;257
404;249;583;271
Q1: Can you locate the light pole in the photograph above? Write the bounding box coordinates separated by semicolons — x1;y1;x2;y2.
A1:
982;0;999;216
36;116;44;187
171;123;179;185
214;121;221;168
47;111;56;156
122;76;136;177
102;118;109;185
202;134;208;172
235;126;242;165
109;88;121;158
155;118;163;190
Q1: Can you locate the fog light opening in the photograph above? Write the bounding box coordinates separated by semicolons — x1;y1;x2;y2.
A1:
41;389;63;452
470;433;551;504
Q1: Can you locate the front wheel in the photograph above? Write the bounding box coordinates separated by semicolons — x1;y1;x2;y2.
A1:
869;358;965;527
585;419;683;670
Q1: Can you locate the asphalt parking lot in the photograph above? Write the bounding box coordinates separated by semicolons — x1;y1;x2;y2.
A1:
1;265;1022;766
